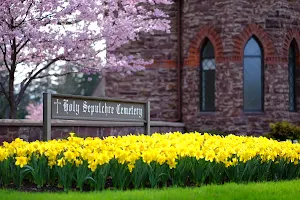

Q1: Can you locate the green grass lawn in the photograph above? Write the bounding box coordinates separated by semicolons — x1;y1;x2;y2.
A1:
1;180;300;200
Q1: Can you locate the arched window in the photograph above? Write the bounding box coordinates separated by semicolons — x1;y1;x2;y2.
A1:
200;39;215;111
243;37;263;111
289;40;297;112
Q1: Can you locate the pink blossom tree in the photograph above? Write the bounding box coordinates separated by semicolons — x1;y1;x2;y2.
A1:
25;103;43;120
0;0;172;118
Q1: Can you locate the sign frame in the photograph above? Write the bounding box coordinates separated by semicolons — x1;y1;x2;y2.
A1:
43;93;150;140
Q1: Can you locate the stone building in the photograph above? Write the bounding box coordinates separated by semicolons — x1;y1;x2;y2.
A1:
98;0;300;135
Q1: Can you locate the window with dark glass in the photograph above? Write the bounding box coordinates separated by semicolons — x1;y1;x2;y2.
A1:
200;40;215;111
289;40;297;112
243;37;263;111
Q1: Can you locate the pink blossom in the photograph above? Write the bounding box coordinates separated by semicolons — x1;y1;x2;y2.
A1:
0;0;172;118
25;103;43;121
0;0;172;72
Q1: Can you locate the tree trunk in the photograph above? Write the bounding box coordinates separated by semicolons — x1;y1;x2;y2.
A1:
9;101;17;119
8;72;17;119
8;38;18;119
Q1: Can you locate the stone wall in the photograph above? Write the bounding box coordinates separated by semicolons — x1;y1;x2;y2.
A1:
101;1;180;122
96;0;300;135
105;61;179;121
112;1;179;60
182;0;300;135
0;120;185;144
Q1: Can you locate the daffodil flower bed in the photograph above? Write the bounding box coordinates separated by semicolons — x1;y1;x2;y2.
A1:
0;132;300;191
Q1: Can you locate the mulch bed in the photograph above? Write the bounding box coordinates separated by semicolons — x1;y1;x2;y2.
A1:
1;177;200;192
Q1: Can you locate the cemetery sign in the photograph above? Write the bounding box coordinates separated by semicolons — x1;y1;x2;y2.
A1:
43;93;150;140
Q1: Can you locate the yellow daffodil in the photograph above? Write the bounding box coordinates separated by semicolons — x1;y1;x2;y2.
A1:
0;131;299;175
15;156;28;168
57;158;66;167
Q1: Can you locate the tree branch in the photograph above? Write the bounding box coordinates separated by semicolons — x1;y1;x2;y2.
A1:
0;82;9;102
16;39;30;55
34;71;76;79
0;37;11;73
19;63;40;91
15;3;33;28
16;57;61;105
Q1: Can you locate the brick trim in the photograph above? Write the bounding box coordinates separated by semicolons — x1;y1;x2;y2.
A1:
217;56;288;64
283;29;300;66
145;60;177;69
184;26;224;67
233;24;276;64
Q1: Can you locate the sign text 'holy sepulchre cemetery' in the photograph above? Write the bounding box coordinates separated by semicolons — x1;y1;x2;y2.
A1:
43;93;150;140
